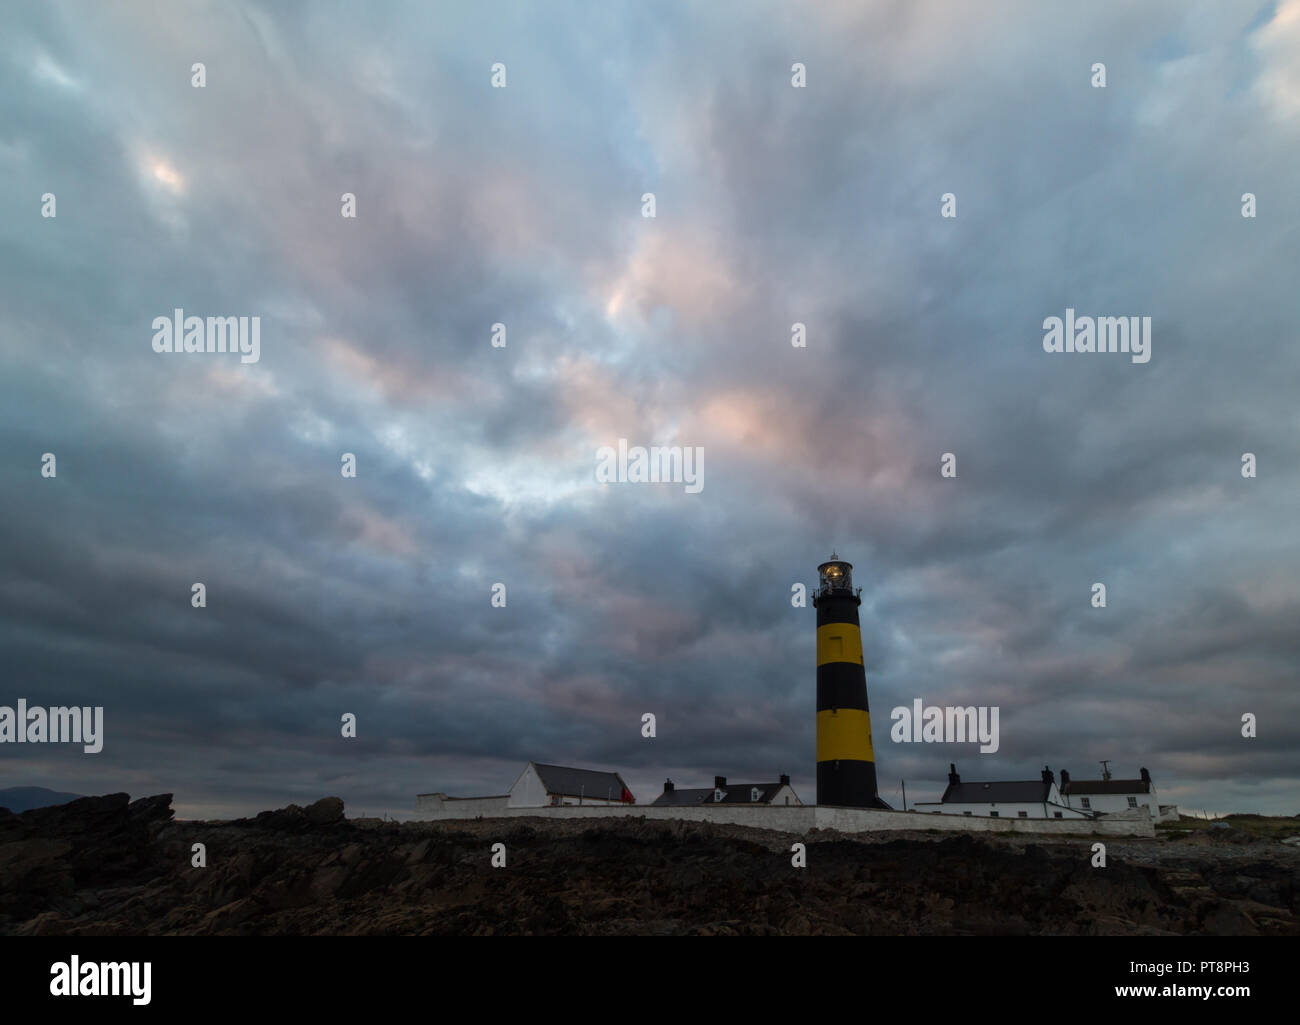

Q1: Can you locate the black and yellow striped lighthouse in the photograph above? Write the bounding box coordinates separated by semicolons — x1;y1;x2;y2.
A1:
813;554;888;808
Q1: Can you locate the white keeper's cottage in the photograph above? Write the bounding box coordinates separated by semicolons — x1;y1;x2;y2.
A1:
1059;767;1178;821
912;764;1093;820
650;774;803;807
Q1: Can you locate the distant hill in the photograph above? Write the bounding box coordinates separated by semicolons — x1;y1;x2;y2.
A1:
0;786;86;813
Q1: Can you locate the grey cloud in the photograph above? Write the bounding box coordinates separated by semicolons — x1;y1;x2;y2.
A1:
0;0;1295;817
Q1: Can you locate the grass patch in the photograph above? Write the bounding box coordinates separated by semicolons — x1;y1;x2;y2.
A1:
1157;814;1300;839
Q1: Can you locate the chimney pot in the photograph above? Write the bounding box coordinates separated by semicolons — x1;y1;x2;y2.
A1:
714;776;726;790
779;774;790;786
664;778;674;793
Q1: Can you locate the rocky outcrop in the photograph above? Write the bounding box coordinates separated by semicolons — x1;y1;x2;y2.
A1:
0;793;173;924
238;796;347;833
1;797;1296;936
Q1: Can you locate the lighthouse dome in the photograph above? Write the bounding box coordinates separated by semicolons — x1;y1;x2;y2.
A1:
816;555;853;595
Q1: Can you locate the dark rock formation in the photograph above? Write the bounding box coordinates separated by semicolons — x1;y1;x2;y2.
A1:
0;793;173;924
240;796;347;834
1;797;1297;936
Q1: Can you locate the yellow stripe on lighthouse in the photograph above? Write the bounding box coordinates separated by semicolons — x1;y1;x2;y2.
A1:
816;623;864;666
816;708;875;762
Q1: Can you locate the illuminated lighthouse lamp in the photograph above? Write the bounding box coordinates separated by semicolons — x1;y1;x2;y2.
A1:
817;553;858;596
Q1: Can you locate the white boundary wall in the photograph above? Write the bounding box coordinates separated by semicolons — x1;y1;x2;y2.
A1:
416;794;509;817
412;800;1154;837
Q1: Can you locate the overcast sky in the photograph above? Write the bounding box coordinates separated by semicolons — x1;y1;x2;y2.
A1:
1;1;1297;819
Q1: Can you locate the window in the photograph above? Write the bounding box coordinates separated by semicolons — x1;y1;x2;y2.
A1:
1018;811;1028;818
1053;812;1063;819
1080;797;1091;809
1127;796;1138;808
963;811;972;816
990;811;999;817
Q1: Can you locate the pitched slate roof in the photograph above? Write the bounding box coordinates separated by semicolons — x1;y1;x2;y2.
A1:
650;783;788;806
940;780;1052;804
1061;778;1150;795
531;763;631;801
650;787;714;807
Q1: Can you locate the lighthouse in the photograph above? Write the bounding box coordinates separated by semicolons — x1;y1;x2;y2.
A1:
813;554;888;808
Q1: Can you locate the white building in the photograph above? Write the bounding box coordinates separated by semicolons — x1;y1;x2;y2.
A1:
415;761;635;817
650;774;803;807
507;762;634;807
912;764;1093;820
1059;767;1178;821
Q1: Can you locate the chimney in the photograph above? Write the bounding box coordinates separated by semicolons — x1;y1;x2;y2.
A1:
1041;765;1055;786
714;776;726;790
1140;767;1151;787
779;774;790;786
948;763;960;786
1060;769;1070;790
663;778;674;794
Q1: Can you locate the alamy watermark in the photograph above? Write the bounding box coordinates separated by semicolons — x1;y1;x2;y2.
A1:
152;308;260;364
50;957;150;1005
595;439;703;494
890;700;999;753
0;700;103;753
1043;308;1150;364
